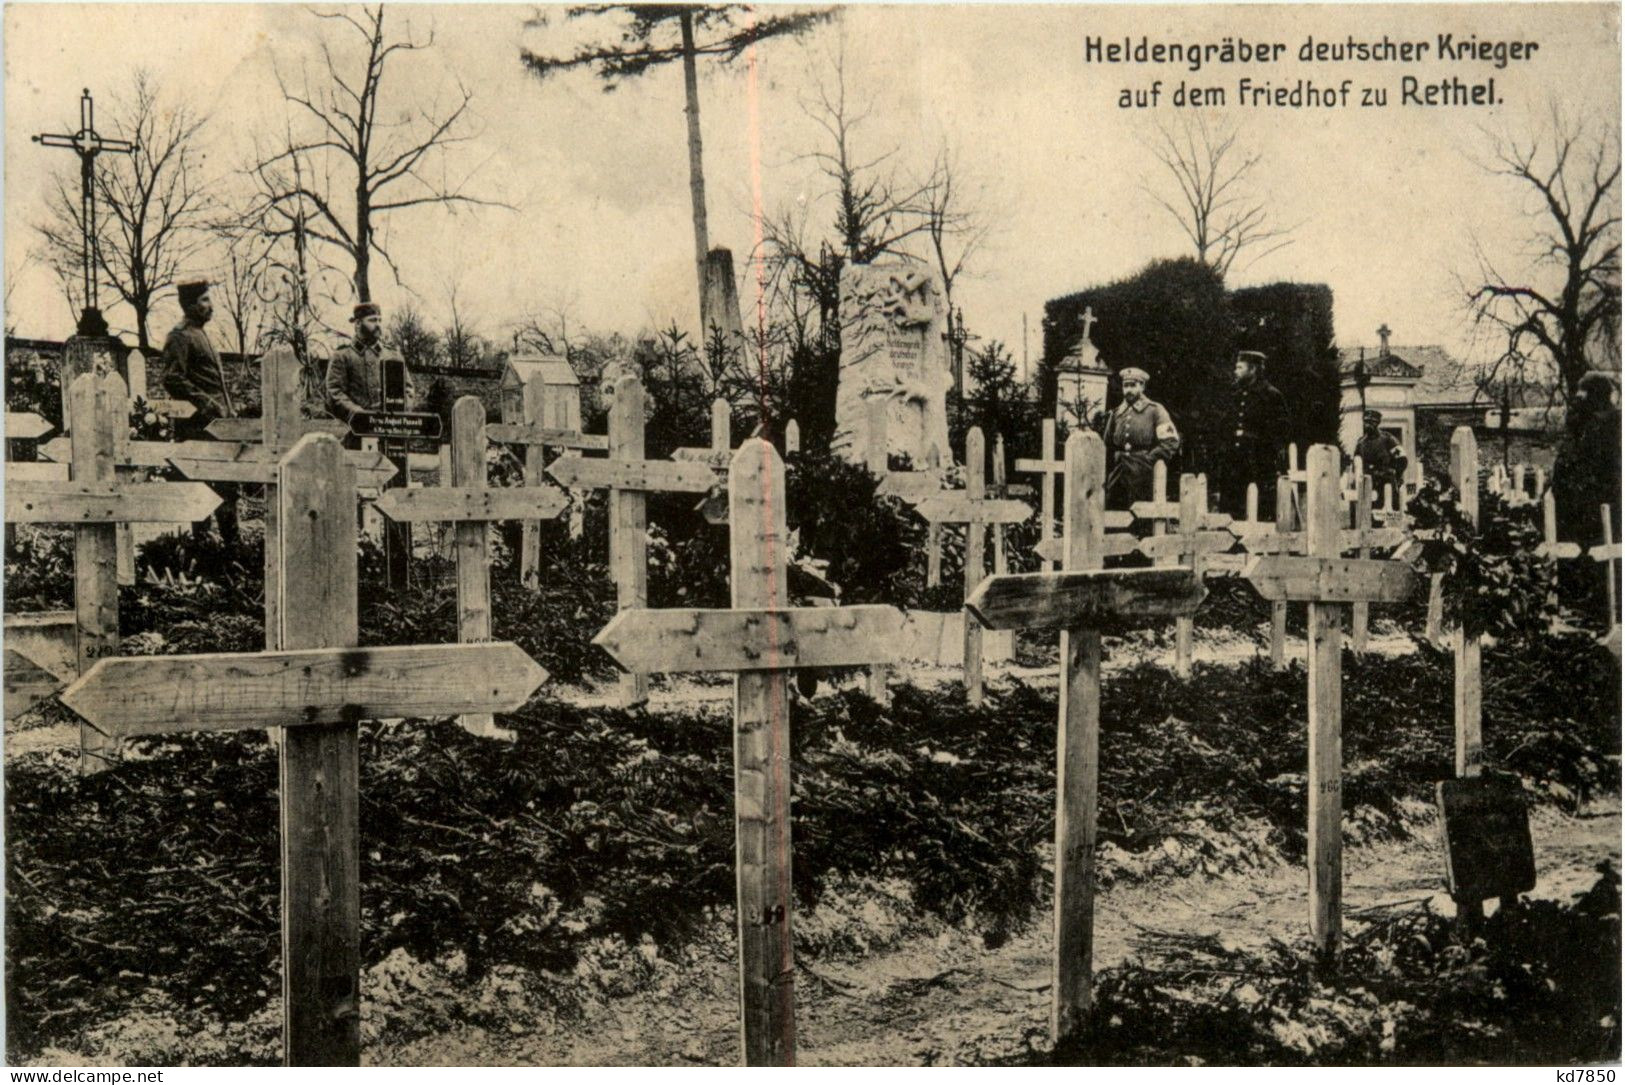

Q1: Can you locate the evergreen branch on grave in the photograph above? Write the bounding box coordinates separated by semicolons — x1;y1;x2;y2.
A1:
1404;479;1557;639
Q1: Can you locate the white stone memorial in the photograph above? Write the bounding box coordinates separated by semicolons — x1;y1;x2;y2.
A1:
834;264;952;467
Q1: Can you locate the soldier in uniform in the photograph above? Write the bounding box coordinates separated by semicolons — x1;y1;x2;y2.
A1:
1223;349;1287;518
325;301;412;446
1098;367;1181;509
160;279;238;546
1352;409;1408;505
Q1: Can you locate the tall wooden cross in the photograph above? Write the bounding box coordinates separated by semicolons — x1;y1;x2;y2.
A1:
1244;443;1417;959
6;371;221;773
594;440;905;1065
913;427;1032;703
487;378;606;582
547;375;716;706
375;396;569;736
33;88;135;335
1134;474;1234;677
60;434;548;1065
1015;418;1060;570
967;431;1206;1044
1592;503;1619;648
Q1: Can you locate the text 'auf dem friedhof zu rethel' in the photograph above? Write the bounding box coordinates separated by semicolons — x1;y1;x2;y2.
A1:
1086;33;1541;110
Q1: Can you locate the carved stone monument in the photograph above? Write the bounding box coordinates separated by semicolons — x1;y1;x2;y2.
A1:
835;264;952;466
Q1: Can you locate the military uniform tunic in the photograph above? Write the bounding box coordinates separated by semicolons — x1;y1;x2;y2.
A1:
160;321;235;436
1100;397;1180;507
1353;429;1408;502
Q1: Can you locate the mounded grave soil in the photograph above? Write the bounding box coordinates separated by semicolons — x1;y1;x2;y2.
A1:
5;599;1619;1066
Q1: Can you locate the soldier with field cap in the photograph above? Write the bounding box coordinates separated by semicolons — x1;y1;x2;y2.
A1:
1097;366;1181;509
1222;349;1287;518
161;278;239;546
325;301;413;449
1352;409;1408;504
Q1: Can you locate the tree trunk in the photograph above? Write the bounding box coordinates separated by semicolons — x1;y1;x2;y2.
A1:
355;184;372;303
680;10;710;331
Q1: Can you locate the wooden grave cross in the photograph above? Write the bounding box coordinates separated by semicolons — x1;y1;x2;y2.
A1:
1134;474;1234;677
487;376;606;582
1015;418;1061;571
1592;502;1620;646
672;397;742;525
60;434;548;1066
862;399;948;586
1243;443;1418;959
912;426;1033;704
162;349;396;647
546;375;717;706
967;430;1206;1046
1532;490;1582;627
374;396;569;736
6;371;222;773
592;439;906;1066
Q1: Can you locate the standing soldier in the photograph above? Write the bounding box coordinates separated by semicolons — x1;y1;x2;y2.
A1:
161;279;239;546
1224;349;1287;518
1098;366;1181;509
325;301;412;444
1352;409;1408;504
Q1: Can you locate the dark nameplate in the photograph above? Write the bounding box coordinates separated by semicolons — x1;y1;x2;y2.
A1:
1436;774;1536;903
351;412;444;440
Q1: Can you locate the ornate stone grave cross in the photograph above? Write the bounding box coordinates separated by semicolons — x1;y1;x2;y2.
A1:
60;434;548;1066
375;397;569;737
1243;443;1417;959
593;440;905;1066
487;379;607;582
967;430;1206;1045
547;375;717;706
33;88;135;335
6;371;221;773
913;427;1032;703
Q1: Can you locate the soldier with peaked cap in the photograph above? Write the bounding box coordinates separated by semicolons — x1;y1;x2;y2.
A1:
1352;409;1408;504
161;278;239;546
325;301;413;449
1222;349;1288;518
1097;366;1181;509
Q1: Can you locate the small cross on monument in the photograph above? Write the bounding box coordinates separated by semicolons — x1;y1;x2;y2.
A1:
1244;443;1417;960
60;434;548;1065
967;431;1206;1045
593;440;906;1065
33;89;136;337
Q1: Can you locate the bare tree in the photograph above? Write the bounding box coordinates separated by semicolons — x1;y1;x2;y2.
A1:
440;276;485;369
35;71;213;348
1143;115;1292;280
1467;105;1621;400
801;43;934;266
759;43;933;347
520;5;828;331
922;140;990;311
251;5;504;303
205;220;268;358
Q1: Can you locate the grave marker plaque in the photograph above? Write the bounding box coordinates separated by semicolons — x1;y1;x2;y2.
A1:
1436;774;1537;904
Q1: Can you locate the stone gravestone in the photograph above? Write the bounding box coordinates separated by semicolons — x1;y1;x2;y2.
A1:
835;264;952;467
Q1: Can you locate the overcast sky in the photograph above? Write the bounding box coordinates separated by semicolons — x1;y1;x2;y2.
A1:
4;3;1619;373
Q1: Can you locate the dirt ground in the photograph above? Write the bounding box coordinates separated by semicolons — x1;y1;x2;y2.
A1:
374;800;1619;1066
9;619;1616;1066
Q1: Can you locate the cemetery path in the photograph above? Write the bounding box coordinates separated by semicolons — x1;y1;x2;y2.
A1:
378;799;1619;1066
